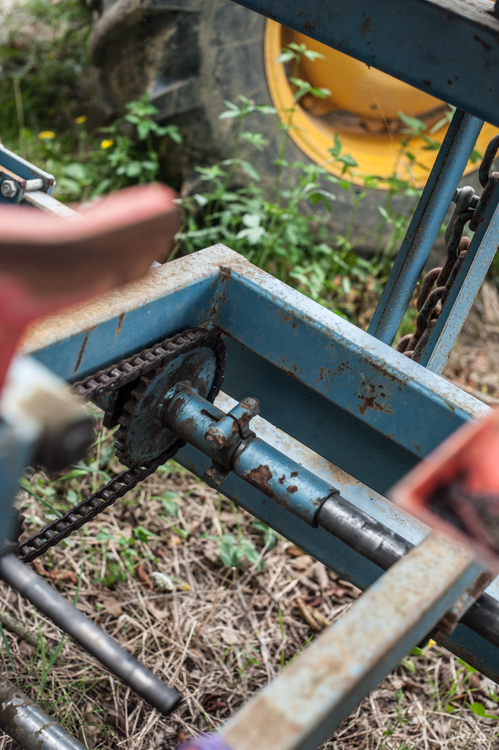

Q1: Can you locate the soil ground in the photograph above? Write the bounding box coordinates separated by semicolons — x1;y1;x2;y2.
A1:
1;287;499;750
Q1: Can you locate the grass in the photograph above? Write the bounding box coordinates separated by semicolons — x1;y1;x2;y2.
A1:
1;417;498;749
0;0;436;337
1;0;499;748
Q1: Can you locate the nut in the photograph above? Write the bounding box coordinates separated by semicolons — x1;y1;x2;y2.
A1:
1;180;18;198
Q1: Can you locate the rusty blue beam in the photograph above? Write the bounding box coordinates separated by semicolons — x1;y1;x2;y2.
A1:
215;534;480;750
415;179;499;372
229;0;499;129
368;110;483;346
177;393;499;684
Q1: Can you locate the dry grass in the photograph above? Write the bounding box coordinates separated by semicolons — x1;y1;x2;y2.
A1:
0;409;497;750
1;289;499;749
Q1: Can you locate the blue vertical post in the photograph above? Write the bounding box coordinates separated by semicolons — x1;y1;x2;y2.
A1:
416;183;499;373
368;110;483;346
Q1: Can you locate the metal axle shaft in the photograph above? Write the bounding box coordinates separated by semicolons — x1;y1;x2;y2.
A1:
0;675;85;750
161;384;499;645
0;554;181;715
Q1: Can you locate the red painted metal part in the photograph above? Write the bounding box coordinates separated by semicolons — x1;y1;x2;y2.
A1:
0;183;178;390
391;408;499;571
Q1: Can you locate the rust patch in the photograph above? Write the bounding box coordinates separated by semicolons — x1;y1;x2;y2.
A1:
317;367;325;382
358;381;394;416
358;395;393;416
361;17;371;34
244;465;275;499
291;471;298;477
287;485;298;494
278;475;286;485
115;312;125;336
73;332;89;374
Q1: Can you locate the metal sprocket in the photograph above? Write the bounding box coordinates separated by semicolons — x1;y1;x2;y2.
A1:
114;328;226;468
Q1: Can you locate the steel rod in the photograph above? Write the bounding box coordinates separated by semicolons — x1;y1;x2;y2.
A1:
217;534;480;750
0;554;181;715
316;496;499;646
163;384;499;648
0;675;85;750
315;495;413;570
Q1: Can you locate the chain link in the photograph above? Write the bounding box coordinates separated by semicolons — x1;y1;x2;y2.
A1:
396;137;499;360
19;328;226;563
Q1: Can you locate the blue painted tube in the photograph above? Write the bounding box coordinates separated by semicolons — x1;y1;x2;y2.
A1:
417;178;499;373
231;438;334;524
162;385;336;524
368;110;483;346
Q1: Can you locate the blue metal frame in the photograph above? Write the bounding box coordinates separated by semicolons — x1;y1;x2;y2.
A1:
368;111;484;346
416;177;499;372
229;0;499;129
0;144;54;204
22;245;499;681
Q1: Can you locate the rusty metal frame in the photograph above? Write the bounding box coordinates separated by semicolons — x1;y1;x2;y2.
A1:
21;244;499;686
217;534;480;750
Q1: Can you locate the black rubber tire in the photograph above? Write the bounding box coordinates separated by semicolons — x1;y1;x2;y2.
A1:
90;0;412;247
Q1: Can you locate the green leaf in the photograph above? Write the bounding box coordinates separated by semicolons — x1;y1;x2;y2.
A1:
470;148;483;165
457;658;478;674
194;193;209;207
219;110;241;120
134;526;155;543
63;162;88;181
96;529;112;541
329;133;342;159
397;110;427;135
275;50;295;63
240;160;261;182
241;213;261;228
252;521;278;550
161;498;179;517
172;526;189;540
240;131;268;151
470;702;486;717
400;657;416;674
219;537;241;568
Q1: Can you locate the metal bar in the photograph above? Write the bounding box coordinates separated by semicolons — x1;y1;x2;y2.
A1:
416;181;499;372
0;554;181;716
368;111;483;346
176;394;499;666
0;676;85;750
316;495;412;569
162;384;337;523
21;246;490;494
21;191;80;219
217;534;480;750
0;144;54;188
214;265;489;494
229;0;499;128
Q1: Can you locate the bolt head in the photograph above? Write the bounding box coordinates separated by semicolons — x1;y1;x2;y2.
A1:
1;180;18;198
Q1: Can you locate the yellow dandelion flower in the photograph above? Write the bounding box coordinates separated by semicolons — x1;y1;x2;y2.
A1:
75;115;87;124
100;139;114;149
427;639;436;647
38;131;55;140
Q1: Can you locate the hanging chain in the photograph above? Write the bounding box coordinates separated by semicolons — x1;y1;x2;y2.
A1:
396;134;499;360
18;328;226;563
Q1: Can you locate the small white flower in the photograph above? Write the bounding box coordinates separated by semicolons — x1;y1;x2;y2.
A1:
151;572;174;591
